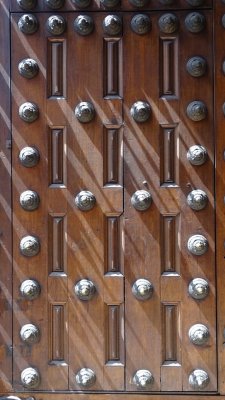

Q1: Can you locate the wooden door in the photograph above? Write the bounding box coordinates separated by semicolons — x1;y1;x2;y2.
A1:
1;0;225;397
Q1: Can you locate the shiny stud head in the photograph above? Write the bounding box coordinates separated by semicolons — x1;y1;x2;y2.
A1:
133;370;154;389
45;0;65;9
131;190;152;211
76;368;96;387
131;14;151;35
130;101;151;122
189;369;209;390
20;323;40;344
20;190;40;211
18;58;39;79
187;234;208;256
132;279;153;301
129;0;150;7
186;101;207;121
46;15;66;35
19;102;39;123
187;145;207;166
186;56;207;77
186;0;205;5
75;190;96;211
72;0;91;7
18;14;39;34
74;279;96;301
21;367;40;389
187;189;208;211
100;0;120;7
20;279;41;300
75;101;95;123
189;324;209;346
185;12;206;33
158;13;179;34
74;15;94;35
102;15;122;36
17;0;37;10
20;235;40;257
19;147;40;168
188;278;209;300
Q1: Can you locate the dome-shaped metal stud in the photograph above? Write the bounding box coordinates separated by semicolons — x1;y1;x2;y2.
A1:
130;101;151;123
132;279;153;301
17;0;37;10
75;101;95;123
188;278;209;300
20;235;40;257
187;234;208;256
129;0;150;7
19;147;40;168
187;145;207;166
74;279;96;301
45;0;65;9
189;323;209;346
72;0;91;7
100;0;120;7
133;370;154;389
19;102;39;123
75;368;96;387
46;15;66;35
75;190;96;211
102;15;122;36
158;13;179;34
20;323;40;344
186;0;205;5
187;189;208;211
131;190;152;211
20;190;40;211
21;367;40;389
74;15;94;36
185;12;206;33
18;14;39;35
18;58;39;79
131;14;151;35
189;369;209;390
186;56;207;78
20;279;41;300
186;101;207;122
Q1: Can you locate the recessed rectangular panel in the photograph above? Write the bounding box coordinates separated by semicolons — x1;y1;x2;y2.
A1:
103;39;122;98
161;214;179;273
104;128;119;185
160;126;177;185
105;216;120;273
160;38;178;98
49;304;65;362
49;128;64;185
47;39;66;98
106;305;120;362
49;215;65;273
162;304;180;363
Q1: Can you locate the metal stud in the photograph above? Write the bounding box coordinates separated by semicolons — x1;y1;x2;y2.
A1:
186;0;205;5
20;279;41;300
185;12;206;33
19;147;40;168
46;15;66;35
130;101;151;123
21;367;40;389
74;279;96;301
20;323;40;344
132;279;153;301
20;190;40;211
189;369;209;390
45;0;65;9
189;324;209;346
131;14;151;35
158;13;179;34
18;14;39;35
100;0;120;7
186;56;207;77
187;189;208;211
129;0;150;6
19;102;39;123
75;101;95;123
74;15;94;36
72;0;91;7
131;190;152;211
18;58;39;79
133;370;154;389
75;368;96;387
187;145;207;166
188;278;209;300
20;235;40;257
186;101;207;121
102;15;122;36
75;190;96;211
17;0;37;10
187;234;208;256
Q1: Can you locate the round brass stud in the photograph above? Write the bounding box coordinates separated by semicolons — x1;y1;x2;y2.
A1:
185;12;206;33
46;15;66;35
187;234;208;256
158;13;179;34
18;58;39;79
186;56;207;77
75;101;95;123
75;190;96;211
20;323;40;344
45;0;65;8
20;279;41;300
20;235;40;257
21;367;40;389
131;14;151;35
188;278;209;300
75;368;96;387
189;369;209;390
189;323;209;346
74;279;96;301
17;0;37;10
133;370;154;389
186;101;207;121
131;190;152;211
187;145;207;166
132;279;153;301
19;102;39;123
18;14;39;35
187;189;208;211
102;15;122;36
19;147;40;168
74;15;94;36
